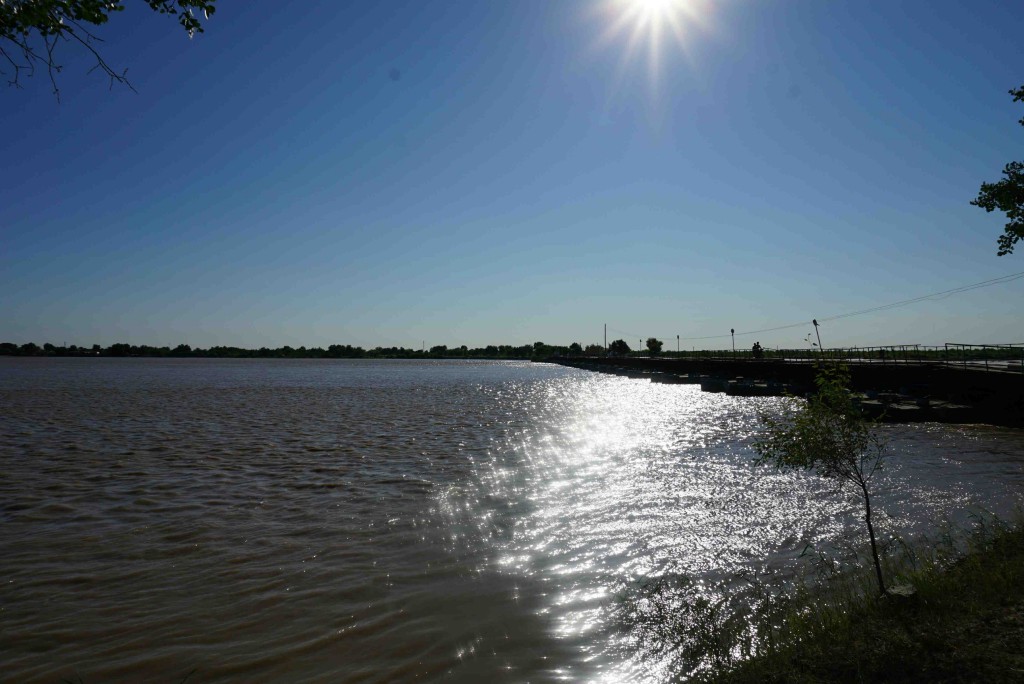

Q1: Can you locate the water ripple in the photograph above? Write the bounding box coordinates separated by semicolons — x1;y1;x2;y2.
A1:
1;358;1023;682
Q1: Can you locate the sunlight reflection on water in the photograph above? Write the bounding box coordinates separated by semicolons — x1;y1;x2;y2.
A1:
456;367;1024;682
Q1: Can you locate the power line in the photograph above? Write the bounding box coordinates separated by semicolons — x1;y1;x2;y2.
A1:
609;271;1024;343
818;271;1024;324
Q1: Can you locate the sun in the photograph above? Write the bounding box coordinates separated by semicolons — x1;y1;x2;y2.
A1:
633;0;684;20
591;0;713;94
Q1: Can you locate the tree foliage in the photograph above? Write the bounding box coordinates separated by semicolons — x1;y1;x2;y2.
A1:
0;339;577;360
646;337;663;355
1;0;216;98
608;338;631;356
971;85;1024;256
753;365;889;595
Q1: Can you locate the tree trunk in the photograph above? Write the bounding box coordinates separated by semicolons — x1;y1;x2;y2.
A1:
860;481;886;595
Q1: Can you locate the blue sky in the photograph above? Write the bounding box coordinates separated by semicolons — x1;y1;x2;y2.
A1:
2;0;1022;350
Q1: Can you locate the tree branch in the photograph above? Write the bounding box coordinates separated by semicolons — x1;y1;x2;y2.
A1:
1;0;216;98
63;17;136;92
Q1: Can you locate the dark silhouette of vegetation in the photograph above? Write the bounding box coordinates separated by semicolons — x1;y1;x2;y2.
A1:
608;338;631;356
972;85;1024;255
753;365;889;595
645;337;663;355
1;0;217;98
0;339;575;360
621;515;1024;683
697;518;1024;683
11;340;1018;366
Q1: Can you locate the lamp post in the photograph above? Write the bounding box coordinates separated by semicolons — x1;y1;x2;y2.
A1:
677;334;680;358
813;319;823;356
731;328;735;357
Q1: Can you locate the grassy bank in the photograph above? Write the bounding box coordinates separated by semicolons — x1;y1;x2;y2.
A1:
700;520;1024;683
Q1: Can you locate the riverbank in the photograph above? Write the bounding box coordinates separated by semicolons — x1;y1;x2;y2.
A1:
700;522;1024;683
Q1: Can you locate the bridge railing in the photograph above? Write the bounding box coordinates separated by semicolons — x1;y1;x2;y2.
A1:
943;343;1024;372
638;345;943;365
620;343;1024;372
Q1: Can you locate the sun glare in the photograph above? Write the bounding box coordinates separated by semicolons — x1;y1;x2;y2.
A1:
634;0;681;19
591;0;713;97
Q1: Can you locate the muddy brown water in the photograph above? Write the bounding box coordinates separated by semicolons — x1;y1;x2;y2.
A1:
2;358;1023;682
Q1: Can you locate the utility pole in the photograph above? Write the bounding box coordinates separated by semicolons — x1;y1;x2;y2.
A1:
604;324;607;352
813;319;823;356
677;334;680;357
731;328;735;356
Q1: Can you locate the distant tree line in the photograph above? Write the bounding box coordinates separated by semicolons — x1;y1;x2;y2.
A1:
0;340;593;360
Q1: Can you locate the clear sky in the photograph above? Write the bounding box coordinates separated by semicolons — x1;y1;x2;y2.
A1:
2;0;1023;350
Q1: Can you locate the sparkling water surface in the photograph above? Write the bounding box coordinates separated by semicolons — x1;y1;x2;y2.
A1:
2;358;1023;682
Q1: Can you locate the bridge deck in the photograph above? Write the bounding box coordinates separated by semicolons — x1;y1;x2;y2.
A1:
548;356;1024;427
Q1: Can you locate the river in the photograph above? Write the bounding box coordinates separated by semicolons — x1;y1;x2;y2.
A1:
2;358;1023;682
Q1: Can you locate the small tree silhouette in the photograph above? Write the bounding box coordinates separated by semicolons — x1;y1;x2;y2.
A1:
608;339;631;356
753;365;888;595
